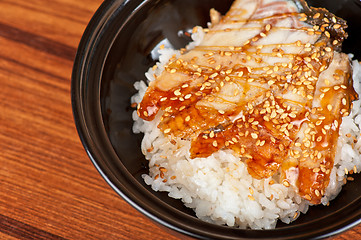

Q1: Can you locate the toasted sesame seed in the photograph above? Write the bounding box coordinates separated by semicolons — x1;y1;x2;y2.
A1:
267;80;275;86
334;120;339;128
313;167;320;173
212;140;218;147
209;131;215;138
315;189;320;197
248;195;255;201
184;94;192;99
313;13;321;19
251;133;258;139
283;180;290;187
305;194;312;201
265;24;271;31
174;89;181;96
210;72;218;78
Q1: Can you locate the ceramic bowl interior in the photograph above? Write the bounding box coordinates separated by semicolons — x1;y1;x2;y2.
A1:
72;0;361;239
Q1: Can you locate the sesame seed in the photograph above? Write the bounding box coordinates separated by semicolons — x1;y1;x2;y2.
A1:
209;131;215;138
283;180;290;187
212;140;218;147
248;195;255;201
313;168;320;173
184;94;192;99
265;24;271;31
210;72;218;78
174;89;181;96
251;133;258;139
327;104;333;111
315;189;320;197
334;120;339;128
316;120;322;126
313;13;321;19
164;128;171;134
185;116;190;122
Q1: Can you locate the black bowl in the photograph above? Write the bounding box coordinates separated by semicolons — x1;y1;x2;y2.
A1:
71;0;361;239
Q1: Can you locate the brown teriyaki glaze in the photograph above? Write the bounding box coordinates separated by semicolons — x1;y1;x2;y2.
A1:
137;0;357;204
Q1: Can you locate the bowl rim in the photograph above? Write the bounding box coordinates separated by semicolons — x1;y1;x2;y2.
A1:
71;0;361;239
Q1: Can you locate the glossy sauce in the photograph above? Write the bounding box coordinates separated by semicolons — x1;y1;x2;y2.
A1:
137;0;357;204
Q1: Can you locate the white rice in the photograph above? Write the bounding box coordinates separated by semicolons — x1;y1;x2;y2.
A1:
131;28;361;229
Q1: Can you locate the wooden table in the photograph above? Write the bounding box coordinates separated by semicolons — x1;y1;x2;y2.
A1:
0;0;360;239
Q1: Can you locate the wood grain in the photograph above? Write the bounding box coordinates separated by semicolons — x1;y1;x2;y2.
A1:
0;0;359;239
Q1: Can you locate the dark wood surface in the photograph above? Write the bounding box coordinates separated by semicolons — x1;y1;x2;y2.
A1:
0;0;360;239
